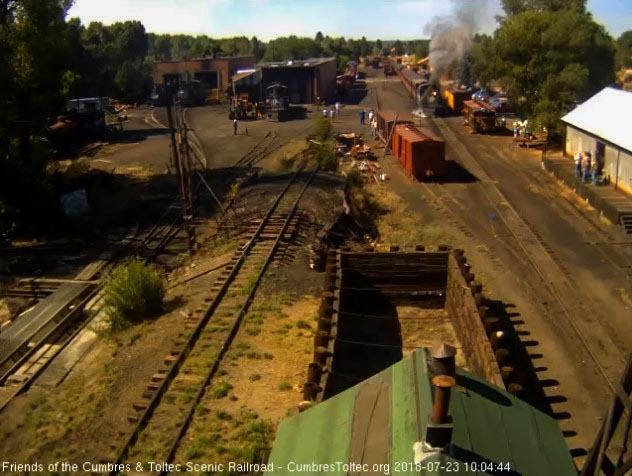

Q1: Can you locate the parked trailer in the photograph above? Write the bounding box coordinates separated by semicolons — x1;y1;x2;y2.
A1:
462;100;497;133
394;124;446;180
442;87;471;114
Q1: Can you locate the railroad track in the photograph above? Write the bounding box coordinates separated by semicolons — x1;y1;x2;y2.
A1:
0;104;214;414
378;76;625;387
234;131;280;168
429;117;627;399
107;158;318;475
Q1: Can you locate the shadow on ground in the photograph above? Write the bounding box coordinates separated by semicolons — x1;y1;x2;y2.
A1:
109;127;169;144
486;298;584;458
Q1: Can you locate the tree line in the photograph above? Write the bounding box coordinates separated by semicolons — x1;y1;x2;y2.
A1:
464;0;631;134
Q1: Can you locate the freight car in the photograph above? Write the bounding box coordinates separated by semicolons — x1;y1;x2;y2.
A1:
395;66;429;104
392;124;446;180
462;100;497;133
375;109;413;148
442;87;471;115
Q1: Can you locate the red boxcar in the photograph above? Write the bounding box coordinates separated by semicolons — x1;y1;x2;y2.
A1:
392;126;402;159
394;125;446;180
376;109;413;148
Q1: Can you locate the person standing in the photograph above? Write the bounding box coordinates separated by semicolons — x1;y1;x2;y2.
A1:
359;108;366;125
233;118;238;135
574;152;582;179
335;102;341;116
322;107;328;118
329;108;335;122
368;109;375;124
582;151;592;183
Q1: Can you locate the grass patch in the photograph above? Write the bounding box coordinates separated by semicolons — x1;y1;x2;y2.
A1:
212;381;234;399
246;352;262;360
215;410;232;421
246;326;261;336
263;353;274;360
278;382;292;391
239;275;259;296
296;320;311;330
178;393;194;404
236;342;251;350
275;323;293;334
186;445;205;460
249;374;262;382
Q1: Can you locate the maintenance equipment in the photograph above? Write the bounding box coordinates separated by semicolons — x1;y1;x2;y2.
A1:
229;93;260;120
48;97;109;153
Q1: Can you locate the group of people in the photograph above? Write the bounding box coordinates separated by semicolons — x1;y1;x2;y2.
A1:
322;102;342;121
574;150;604;184
358;108;378;137
512;120;530;139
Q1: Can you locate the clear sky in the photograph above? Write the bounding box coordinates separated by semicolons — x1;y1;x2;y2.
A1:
67;0;632;40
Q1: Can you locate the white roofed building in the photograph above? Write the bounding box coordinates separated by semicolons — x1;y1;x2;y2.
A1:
561;87;632;195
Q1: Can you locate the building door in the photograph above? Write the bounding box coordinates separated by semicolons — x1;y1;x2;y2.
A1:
194;71;218;89
595;141;605;172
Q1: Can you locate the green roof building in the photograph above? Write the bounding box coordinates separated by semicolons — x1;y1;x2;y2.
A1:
265;349;576;476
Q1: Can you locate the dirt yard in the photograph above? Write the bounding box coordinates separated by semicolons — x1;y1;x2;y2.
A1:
4;64;629;472
0;105;348;468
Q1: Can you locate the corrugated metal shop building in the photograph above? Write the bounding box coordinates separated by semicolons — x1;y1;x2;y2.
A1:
259;57;337;104
562;87;632;195
152;55;256;92
265;348;576;476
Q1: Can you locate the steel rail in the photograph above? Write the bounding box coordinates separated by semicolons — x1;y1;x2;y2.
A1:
160;164;320;472
108;157;315;474
0;285;102;412
432;117;624;400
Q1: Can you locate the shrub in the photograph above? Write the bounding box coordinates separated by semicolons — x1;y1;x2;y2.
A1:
314;116;333;142
102;258;165;331
314;142;338;172
346;169;364;188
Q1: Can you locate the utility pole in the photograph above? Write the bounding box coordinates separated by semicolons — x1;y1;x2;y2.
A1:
182;108;196;256
176;99;196;257
165;83;179;171
166;84;196;257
